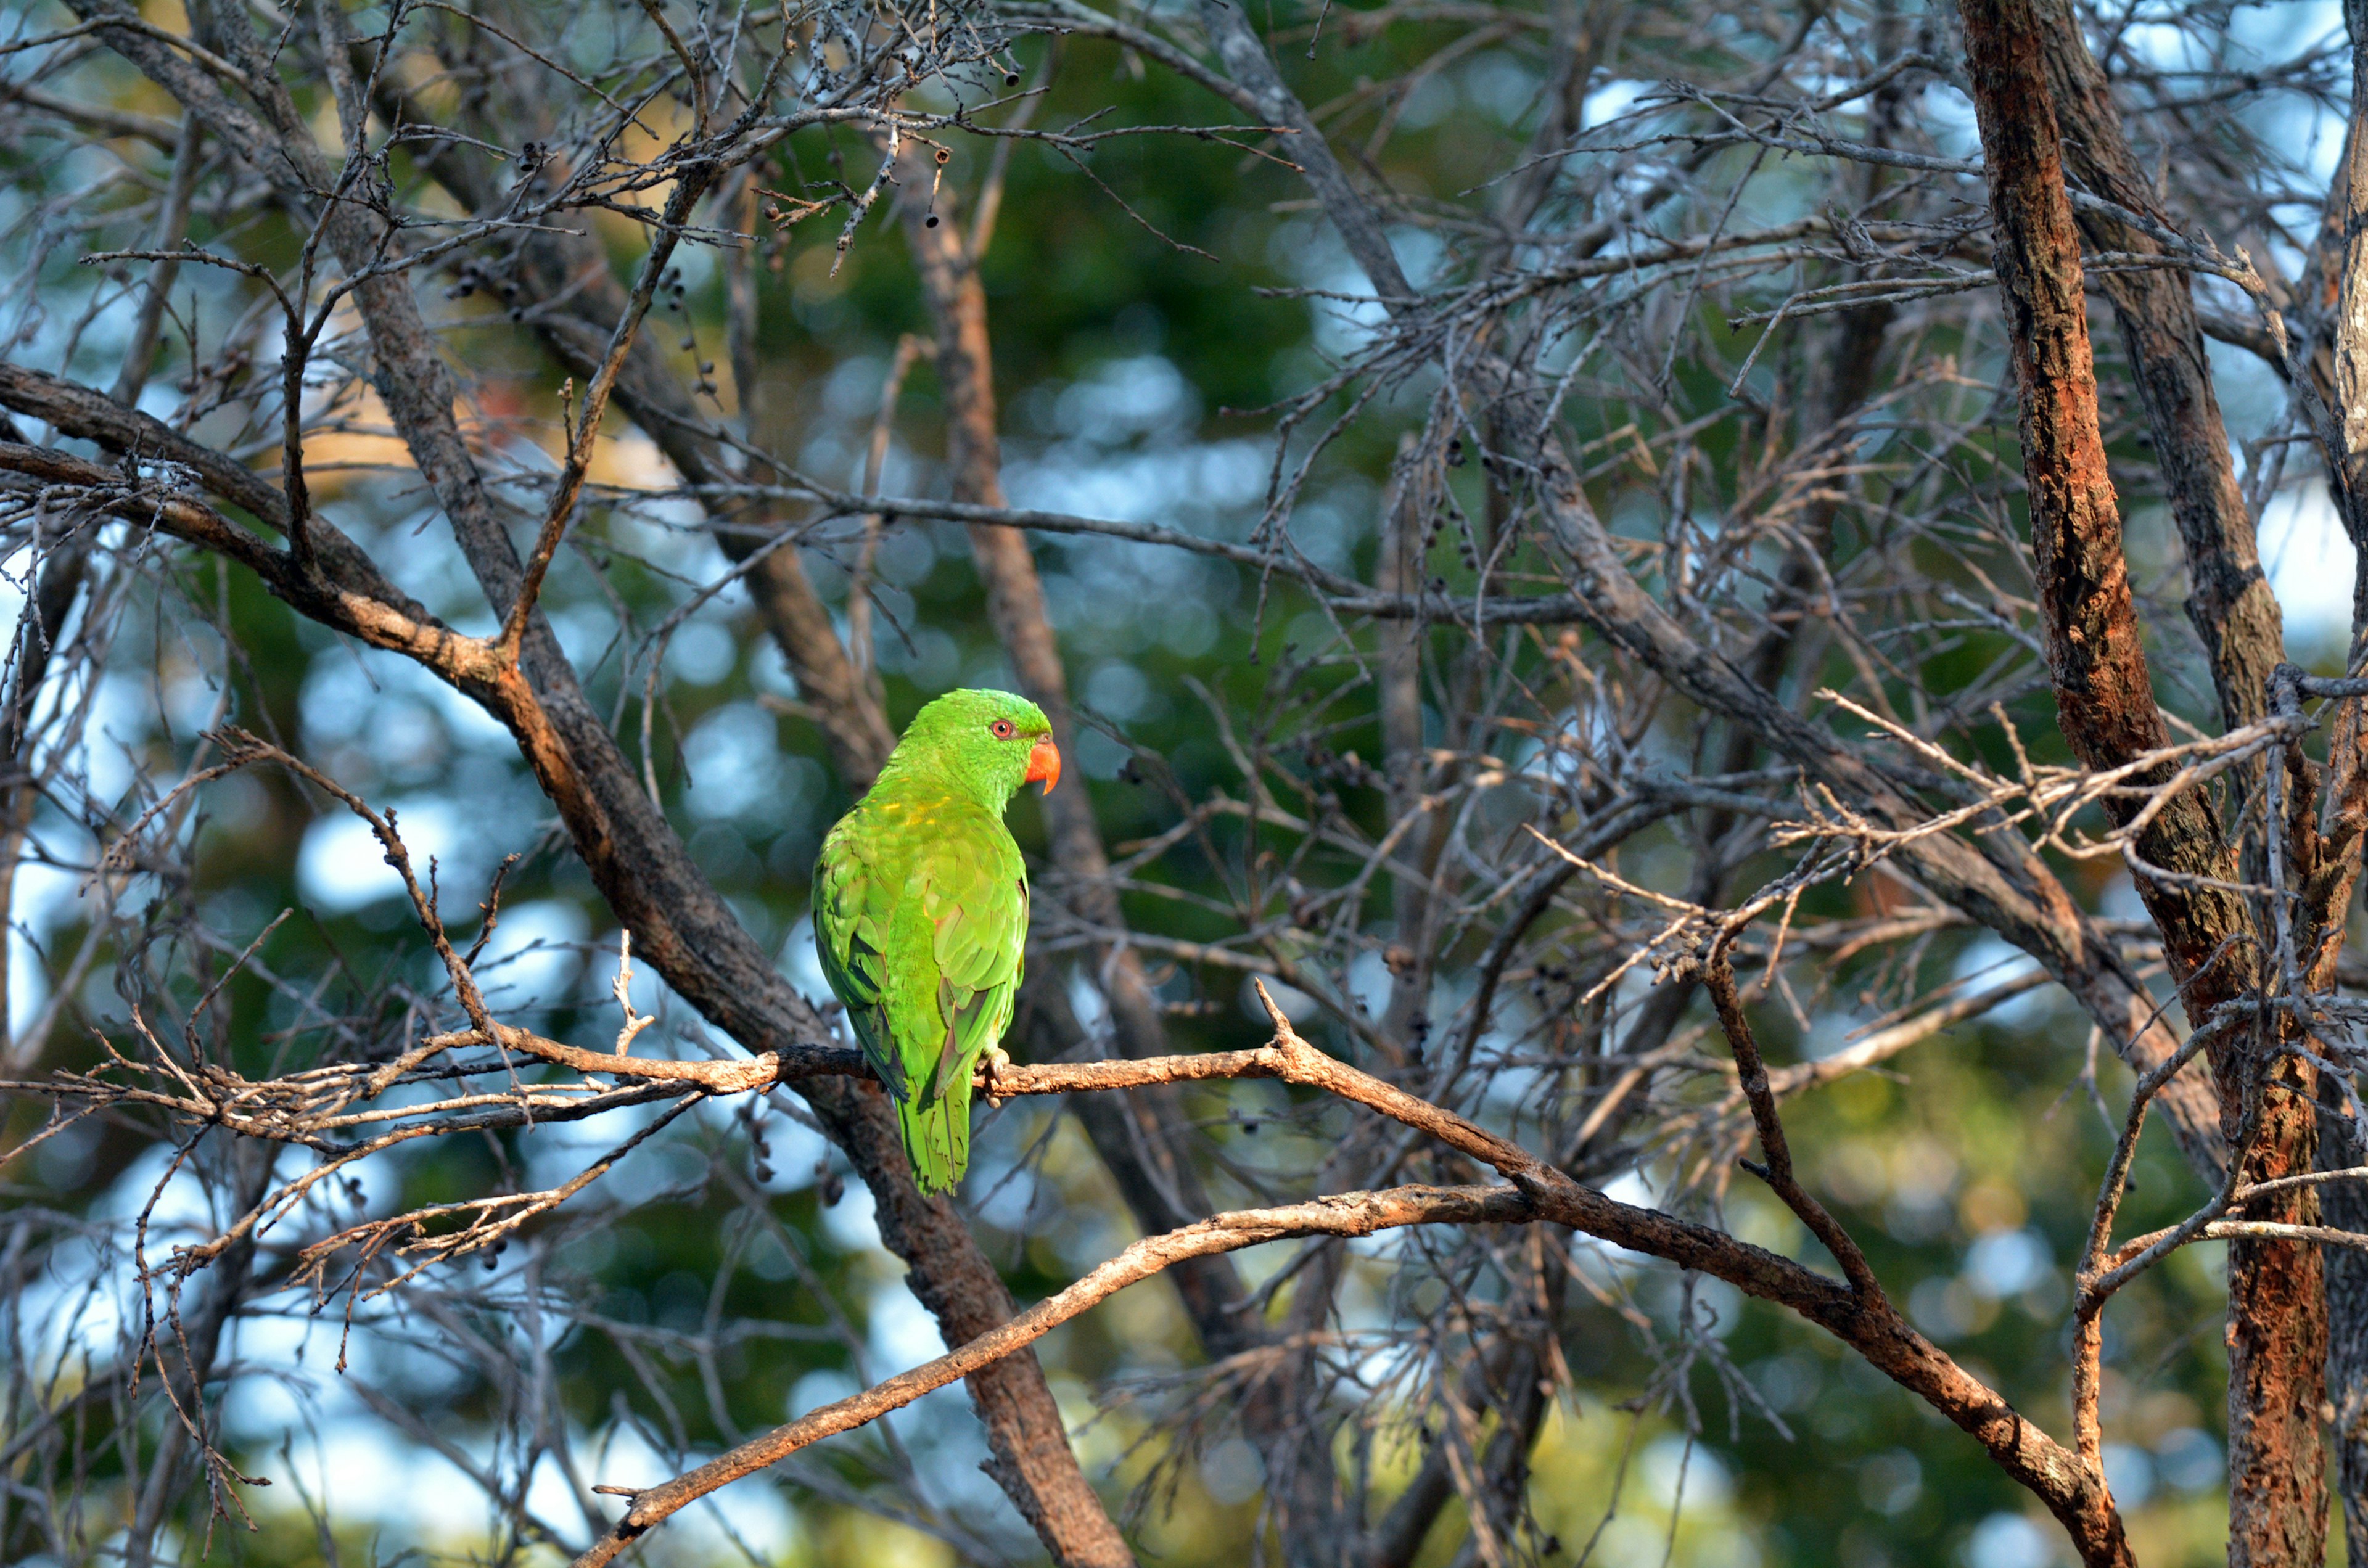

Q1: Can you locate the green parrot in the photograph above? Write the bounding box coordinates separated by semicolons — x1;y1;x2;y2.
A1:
812;688;1061;1194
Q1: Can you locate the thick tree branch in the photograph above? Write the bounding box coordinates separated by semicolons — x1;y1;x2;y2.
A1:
569;980;2131;1568
2033;0;2285;737
569;1182;1526;1567
1960;0;2255;1039
2322;9;2368;1547
1959;0;2318;1559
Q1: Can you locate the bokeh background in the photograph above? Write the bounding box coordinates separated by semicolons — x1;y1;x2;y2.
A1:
0;0;2356;1563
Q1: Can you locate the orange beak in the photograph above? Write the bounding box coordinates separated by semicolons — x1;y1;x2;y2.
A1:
1024;735;1061;795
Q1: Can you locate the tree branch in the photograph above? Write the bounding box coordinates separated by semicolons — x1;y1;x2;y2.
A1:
569;1182;1527;1567
1959;0;2316;1557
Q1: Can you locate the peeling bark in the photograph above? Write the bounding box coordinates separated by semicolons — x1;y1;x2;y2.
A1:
1959;0;2319;1558
2317;2;2368;1550
2034;0;2285;735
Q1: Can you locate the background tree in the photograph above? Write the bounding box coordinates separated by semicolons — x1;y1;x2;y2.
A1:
0;0;2353;1563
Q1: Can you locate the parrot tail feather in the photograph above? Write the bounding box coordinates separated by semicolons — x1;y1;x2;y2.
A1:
898;1069;974;1196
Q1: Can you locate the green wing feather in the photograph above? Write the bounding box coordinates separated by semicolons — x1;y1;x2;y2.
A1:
813;793;1026;1194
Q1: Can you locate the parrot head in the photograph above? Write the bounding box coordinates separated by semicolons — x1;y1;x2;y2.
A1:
889;688;1061;807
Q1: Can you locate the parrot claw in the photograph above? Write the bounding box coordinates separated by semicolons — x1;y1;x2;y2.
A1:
980;1046;1014;1107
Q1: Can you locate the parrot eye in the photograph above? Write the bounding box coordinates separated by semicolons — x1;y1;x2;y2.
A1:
990;719;1016;739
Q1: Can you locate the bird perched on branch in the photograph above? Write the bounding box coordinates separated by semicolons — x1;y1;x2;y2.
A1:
812;688;1060;1194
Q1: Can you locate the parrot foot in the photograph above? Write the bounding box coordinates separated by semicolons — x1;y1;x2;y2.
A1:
981;1046;1014;1107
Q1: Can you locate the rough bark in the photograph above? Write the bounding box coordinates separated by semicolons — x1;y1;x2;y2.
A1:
2033;0;2285;734
1959;0;2253;1016
2330;0;2368;564
2317;2;2368;1550
1959;0;2319;1559
2222;1080;2329;1567
2326;1099;2368;1566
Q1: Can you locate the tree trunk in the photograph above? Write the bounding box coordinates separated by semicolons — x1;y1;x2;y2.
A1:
1959;0;2323;1558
